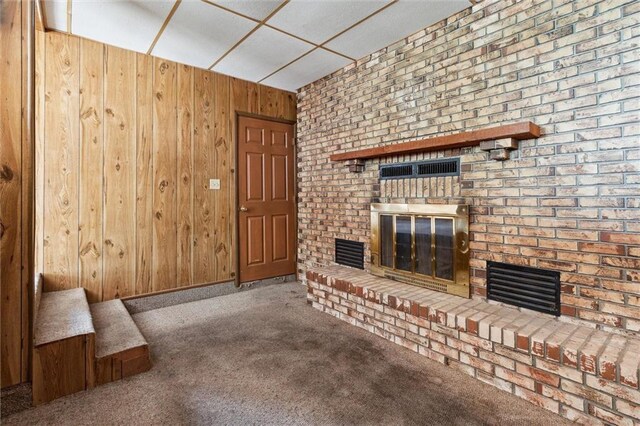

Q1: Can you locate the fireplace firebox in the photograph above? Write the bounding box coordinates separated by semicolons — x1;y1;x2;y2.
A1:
370;203;470;298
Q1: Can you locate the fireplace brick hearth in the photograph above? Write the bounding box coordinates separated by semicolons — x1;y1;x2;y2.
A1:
296;0;640;333
306;266;640;424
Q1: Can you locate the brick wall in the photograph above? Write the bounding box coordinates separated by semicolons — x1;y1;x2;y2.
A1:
297;0;640;333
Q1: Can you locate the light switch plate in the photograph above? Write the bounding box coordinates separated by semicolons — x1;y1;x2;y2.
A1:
209;179;220;190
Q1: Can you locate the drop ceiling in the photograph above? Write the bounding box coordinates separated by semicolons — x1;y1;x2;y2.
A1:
42;0;471;92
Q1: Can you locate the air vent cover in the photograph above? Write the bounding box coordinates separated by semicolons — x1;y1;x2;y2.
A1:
380;158;460;180
335;239;364;269
487;261;560;316
417;158;459;176
380;164;413;179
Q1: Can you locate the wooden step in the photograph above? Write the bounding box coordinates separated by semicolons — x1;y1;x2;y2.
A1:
33;287;95;405
90;299;151;386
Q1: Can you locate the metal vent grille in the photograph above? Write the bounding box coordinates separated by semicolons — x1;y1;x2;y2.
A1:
417;159;459;176
487;261;560;316
380;164;413;179
380;158;460;180
335;239;364;269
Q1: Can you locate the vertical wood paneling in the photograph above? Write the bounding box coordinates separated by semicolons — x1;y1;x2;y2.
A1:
177;64;193;287
78;39;104;302
259;85;296;122
36;32;296;301
214;73;230;281
34;30;45;281
135;53;153;295
0;0;23;387
259;85;279;118
152;58;177;292
193;69;215;283
283;92;297;122
21;2;33;383
231;78;259;115
103;45;136;299
43;32;80;291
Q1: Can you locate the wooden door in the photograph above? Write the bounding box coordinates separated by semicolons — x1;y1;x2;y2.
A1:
238;116;296;282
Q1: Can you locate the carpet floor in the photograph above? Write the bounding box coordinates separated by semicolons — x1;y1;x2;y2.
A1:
4;283;571;425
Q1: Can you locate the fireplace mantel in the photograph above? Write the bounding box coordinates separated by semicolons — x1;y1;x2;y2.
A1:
329;121;541;162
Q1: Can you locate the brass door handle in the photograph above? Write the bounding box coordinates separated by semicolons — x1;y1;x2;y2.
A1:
239;206;248;212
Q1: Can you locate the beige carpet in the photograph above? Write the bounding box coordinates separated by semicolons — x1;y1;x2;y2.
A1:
35;288;94;346
91;299;147;358
5;284;571;425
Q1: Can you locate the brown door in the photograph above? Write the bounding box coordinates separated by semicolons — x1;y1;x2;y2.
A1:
238;116;296;282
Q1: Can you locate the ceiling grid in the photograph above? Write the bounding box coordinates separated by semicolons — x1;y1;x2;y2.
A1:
42;0;470;91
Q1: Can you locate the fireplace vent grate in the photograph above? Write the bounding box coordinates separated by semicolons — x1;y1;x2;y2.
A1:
417;158;459;176
335;239;364;269
380;164;413;179
380;158;459;180
487;261;560;316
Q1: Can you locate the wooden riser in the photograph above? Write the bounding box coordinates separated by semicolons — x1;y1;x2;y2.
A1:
94;346;152;387
32;335;91;406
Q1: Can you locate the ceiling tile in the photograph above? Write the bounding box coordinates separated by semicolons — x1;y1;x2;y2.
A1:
325;0;469;60
268;0;389;45
207;0;281;20
213;26;313;83
71;0;175;54
43;0;67;32
152;1;256;69
262;48;352;92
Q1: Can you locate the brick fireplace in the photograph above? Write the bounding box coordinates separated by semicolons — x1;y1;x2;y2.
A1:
296;1;640;423
297;0;640;334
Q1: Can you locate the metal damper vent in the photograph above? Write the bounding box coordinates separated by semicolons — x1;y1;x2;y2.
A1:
487;261;560;316
380;158;460;180
335;239;365;269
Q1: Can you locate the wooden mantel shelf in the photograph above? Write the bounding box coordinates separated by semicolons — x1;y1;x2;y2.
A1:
329;121;541;162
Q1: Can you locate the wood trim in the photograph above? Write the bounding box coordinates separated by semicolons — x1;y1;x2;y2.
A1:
146;0;181;55
200;0;354;63
208;0;290;70
320;0;398;47
236;111;296;125
25;0;36;385
66;0;71;33
329;122;541;161
36;0;46;31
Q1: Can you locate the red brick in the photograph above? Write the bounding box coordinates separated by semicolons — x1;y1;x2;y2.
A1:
495;366;535;391
585;375;640;405
514;386;560;413
616;400;640;422
587;404;634;426
562;380;613;408
516;364;561;387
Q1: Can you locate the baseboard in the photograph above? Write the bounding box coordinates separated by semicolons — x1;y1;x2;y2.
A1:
123;274;297;314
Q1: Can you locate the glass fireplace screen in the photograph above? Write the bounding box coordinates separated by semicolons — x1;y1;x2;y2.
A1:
371;203;469;298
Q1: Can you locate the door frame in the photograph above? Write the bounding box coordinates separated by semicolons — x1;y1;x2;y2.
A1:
234;112;297;286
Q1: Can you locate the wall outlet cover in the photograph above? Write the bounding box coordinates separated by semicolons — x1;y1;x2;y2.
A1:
209;179;220;190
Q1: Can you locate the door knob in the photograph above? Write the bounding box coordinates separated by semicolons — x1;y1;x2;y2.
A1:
239;206;248;212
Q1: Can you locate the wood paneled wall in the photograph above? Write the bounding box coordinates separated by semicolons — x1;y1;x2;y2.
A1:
1;0;32;388
35;31;296;302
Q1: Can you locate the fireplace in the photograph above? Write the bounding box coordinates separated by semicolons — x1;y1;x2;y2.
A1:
370;203;470;298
